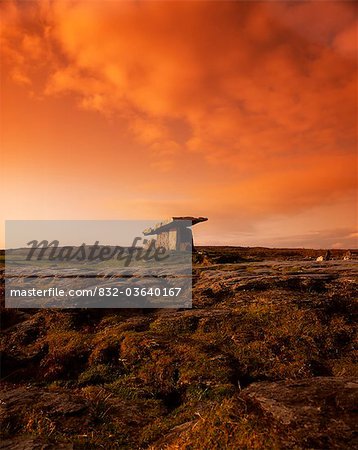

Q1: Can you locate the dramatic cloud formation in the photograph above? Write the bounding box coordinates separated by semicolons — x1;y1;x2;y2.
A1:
1;1;357;247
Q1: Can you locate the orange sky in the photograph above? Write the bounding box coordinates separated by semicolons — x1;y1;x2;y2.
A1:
1;1;357;248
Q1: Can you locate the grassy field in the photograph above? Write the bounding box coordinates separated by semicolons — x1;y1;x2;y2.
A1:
0;247;357;449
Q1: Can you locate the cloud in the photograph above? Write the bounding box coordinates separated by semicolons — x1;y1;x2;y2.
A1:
1;0;356;234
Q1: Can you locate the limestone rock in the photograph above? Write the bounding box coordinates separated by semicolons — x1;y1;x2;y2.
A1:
0;436;73;450
241;377;358;449
344;250;352;261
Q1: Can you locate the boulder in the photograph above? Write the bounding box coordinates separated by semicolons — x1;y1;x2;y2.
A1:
343;250;352;261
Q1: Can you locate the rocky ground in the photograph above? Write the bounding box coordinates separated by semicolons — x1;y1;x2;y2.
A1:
0;248;357;449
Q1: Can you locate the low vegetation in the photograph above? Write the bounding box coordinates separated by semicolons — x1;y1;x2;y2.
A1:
0;248;357;448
